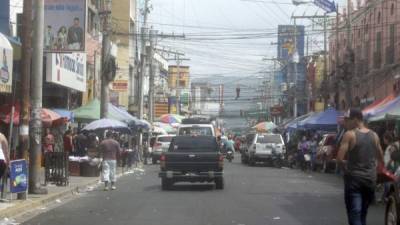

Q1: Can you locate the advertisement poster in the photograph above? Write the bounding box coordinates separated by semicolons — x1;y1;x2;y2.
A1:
46;52;87;92
10;160;28;194
44;0;86;52
0;33;13;93
277;25;305;61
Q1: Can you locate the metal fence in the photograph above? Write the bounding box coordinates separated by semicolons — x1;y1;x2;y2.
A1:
45;152;69;186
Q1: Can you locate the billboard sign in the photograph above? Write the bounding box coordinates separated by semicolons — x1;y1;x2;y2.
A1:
10;160;28;194
0;0;10;35
46;53;86;92
314;0;336;13
44;0;86;52
277;25;305;61
0;33;13;93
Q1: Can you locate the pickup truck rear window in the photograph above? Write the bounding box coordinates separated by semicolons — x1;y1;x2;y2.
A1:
257;135;282;144
169;136;218;152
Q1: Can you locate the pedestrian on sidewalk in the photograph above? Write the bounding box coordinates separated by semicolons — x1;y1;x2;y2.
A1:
63;128;74;155
0;132;10;179
43;128;55;153
99;131;120;191
337;108;384;225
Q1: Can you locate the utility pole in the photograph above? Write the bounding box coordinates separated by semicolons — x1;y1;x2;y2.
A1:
137;0;150;162
17;0;32;200
291;15;330;111
29;0;47;194
100;1;112;118
323;12;328;109
175;56;181;114
344;0;353;108
138;0;150;120
293;18;298;118
148;29;157;123
335;4;340;109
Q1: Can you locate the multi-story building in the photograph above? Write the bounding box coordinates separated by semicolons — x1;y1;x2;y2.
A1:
191;82;211;115
306;53;326;112
168;65;190;114
328;0;400;110
111;0;136;109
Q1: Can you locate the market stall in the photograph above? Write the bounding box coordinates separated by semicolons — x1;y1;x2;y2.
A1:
69;118;130;177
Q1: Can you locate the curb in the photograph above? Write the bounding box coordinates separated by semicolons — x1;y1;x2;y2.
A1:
0;169;131;219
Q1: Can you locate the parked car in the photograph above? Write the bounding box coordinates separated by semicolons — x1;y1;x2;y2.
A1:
152;135;175;164
241;133;286;167
159;136;224;190
315;134;337;173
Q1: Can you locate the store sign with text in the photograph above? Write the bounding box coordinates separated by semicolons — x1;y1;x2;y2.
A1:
46;53;86;92
112;80;128;92
0;33;13;93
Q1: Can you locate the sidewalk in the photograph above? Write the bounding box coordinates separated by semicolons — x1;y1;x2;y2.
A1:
0;166;142;219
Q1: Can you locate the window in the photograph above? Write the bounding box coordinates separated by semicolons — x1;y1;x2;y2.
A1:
391;4;395;15
377;12;381;24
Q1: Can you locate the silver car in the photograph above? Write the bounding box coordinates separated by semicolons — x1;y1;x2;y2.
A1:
152;135;175;164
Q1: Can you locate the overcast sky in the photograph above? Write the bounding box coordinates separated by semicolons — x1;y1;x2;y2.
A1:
148;0;349;79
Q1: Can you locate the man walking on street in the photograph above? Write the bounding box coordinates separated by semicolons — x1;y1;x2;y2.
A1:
99;131;120;191
337;109;384;225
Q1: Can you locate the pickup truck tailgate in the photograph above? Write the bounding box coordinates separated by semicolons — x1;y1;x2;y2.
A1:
164;152;221;172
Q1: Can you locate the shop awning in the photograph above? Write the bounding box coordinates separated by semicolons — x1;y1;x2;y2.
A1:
299;108;343;132
365;96;400;120
73;99;150;129
363;94;396;117
285;113;315;130
367;96;400;122
0;103;67;126
52;109;74;123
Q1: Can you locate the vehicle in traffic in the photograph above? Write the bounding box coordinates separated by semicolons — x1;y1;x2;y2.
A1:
241;133;285;167
151;135;175;164
226;150;234;162
315;134;337;173
177;117;216;137
159;136;224;190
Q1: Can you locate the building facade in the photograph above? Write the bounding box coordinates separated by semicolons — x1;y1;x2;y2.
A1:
111;0;136;109
328;0;400;109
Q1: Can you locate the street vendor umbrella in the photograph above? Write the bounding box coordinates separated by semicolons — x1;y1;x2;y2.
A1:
82;118;130;133
157;114;184;124
153;122;175;133
253;121;277;133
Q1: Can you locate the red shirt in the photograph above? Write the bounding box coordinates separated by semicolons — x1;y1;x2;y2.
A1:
63;135;73;153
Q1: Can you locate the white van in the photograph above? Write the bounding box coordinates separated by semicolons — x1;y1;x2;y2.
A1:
177;124;215;137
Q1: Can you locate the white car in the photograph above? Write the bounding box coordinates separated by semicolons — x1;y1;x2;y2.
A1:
177;124;215;137
241;133;286;166
152;135;175;164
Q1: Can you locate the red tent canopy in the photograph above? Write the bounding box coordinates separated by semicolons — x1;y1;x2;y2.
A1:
363;94;396;114
0;104;67;127
0;103;20;125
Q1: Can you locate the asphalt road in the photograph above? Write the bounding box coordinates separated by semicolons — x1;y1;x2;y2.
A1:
22;156;385;225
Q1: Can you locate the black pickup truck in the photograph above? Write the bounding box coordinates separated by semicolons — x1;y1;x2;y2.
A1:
158;136;224;190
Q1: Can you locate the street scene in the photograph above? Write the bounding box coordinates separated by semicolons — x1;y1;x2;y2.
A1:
0;0;400;225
